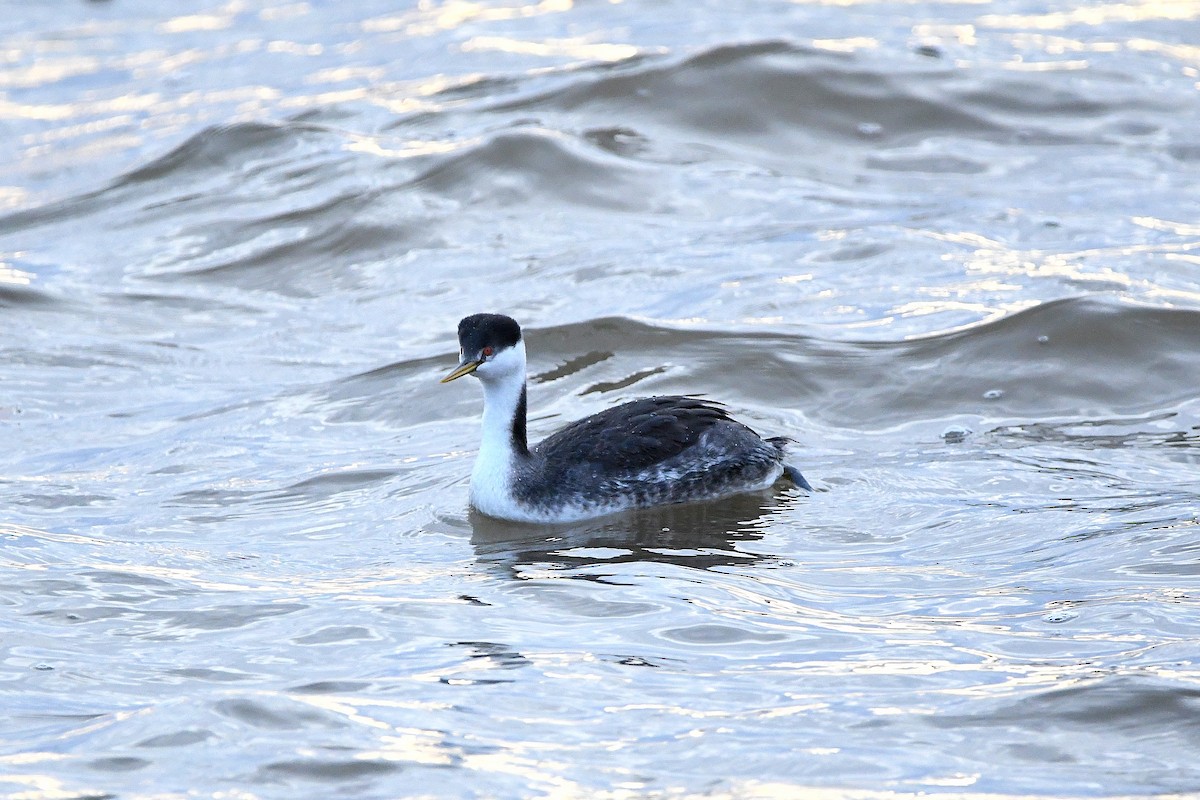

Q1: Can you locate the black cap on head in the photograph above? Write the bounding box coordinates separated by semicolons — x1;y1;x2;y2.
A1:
457;313;522;356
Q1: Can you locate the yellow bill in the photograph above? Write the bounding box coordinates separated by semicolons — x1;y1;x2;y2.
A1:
440;360;480;383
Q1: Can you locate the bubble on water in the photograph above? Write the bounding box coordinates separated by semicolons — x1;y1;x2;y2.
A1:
1042;609;1078;624
1037;335;1049;344
33;663;54;671
983;388;1005;400
942;425;971;444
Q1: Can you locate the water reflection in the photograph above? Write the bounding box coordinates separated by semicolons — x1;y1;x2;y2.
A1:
469;488;801;578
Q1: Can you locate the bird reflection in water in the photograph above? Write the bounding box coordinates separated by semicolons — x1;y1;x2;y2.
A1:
468;488;803;579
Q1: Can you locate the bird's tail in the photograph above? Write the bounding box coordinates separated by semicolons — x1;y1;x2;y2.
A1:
767;436;813;491
782;464;813;491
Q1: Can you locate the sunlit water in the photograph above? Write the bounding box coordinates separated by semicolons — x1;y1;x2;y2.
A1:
2;1;1199;798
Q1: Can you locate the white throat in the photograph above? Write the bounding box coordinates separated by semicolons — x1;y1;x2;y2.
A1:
468;341;529;517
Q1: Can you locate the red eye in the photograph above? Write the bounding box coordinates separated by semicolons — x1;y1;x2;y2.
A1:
482;346;494;357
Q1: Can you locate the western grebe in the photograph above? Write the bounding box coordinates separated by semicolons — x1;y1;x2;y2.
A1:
441;313;811;523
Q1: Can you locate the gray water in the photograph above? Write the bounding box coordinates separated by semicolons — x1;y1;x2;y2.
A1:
2;1;1200;798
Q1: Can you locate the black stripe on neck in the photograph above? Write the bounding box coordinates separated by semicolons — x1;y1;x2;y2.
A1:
511;383;529;457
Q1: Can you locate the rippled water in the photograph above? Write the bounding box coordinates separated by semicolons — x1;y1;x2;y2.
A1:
3;1;1200;798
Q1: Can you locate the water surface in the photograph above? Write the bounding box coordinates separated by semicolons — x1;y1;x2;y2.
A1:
2;1;1199;797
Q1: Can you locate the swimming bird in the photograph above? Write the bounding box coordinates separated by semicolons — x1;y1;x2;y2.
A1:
441;313;812;523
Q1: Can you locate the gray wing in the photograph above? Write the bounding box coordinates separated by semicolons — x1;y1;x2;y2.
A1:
533;396;743;473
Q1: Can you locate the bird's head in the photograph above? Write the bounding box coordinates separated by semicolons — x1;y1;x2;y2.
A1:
440;313;525;384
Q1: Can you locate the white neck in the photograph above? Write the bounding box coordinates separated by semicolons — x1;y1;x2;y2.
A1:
469;341;529;516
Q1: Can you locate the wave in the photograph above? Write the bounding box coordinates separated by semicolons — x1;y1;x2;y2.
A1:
485;39;1170;158
408;127;655;211
523;297;1200;427
0;120;659;296
0;122;335;235
0;39;1188;301
307;296;1200;430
